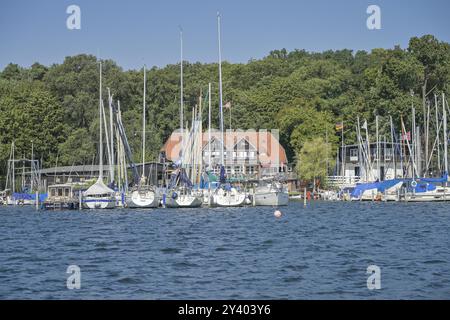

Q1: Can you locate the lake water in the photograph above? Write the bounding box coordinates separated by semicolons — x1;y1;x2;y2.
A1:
0;201;449;299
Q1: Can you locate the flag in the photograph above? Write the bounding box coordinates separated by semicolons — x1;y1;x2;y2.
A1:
224;102;231;109
401;131;411;141
335;122;344;131
361;120;368;130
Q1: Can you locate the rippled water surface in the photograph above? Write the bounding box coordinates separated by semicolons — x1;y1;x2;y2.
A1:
0;201;449;299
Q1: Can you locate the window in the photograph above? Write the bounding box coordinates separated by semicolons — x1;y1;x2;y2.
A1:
385;148;393;160
65;188;70;197
58;189;63;197
350;149;358;161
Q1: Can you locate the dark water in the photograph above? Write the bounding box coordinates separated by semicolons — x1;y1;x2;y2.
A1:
0;201;449;299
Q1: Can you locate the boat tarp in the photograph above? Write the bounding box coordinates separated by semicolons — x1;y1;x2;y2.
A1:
12;193;48;202
219;166;227;184
84;179;115;196
419;172;448;184
350;179;403;198
168;168;193;189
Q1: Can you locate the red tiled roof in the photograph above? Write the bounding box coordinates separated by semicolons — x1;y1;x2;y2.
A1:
161;129;288;165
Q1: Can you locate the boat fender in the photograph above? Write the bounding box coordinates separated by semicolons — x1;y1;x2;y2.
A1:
172;192;178;199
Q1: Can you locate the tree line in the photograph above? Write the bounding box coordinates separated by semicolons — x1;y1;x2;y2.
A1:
0;35;449;186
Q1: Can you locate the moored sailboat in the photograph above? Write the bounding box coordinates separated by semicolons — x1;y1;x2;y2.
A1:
126;65;159;208
211;13;246;207
82;62;115;209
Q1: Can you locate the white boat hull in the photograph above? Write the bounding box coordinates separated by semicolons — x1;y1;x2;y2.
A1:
401;187;450;202
126;189;159;208
254;191;289;206
82;196;116;209
165;194;203;208
213;189;246;207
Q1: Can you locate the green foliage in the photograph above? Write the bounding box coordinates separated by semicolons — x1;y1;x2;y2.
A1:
0;80;65;169
297;137;334;188
58;128;95;166
0;34;448;181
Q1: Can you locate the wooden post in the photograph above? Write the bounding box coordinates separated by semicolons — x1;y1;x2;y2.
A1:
79;191;82;210
35;191;39;211
252;187;256;207
303;188;307;207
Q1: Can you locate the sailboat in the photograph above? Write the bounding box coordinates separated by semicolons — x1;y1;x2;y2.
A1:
126;65;160;208
163;29;202;208
212;13;246;207
82;62;115;209
165;167;203;208
0;141;45;206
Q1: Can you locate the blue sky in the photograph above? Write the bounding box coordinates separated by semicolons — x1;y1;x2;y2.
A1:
0;0;449;70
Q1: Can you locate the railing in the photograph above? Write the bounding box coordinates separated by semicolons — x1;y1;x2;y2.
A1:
326;176;361;188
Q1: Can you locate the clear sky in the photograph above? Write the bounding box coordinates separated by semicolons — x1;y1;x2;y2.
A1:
0;0;449;70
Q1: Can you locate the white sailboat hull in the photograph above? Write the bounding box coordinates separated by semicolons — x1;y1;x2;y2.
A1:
126;189;159;208
82;196;116;209
213;189;246;207
165;194;203;208
401;187;450;202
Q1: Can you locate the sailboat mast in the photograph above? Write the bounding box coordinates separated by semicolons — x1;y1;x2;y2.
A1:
142;65;146;181
31;141;34;192
443;92;448;176
376;115;380;180
109;89;115;183
99;61;103;181
435;94;441;171
208;83;212;170
390;116;396;178
365;121;371;181
180;28;184;158
412;106;416;178
12;141;15;193
217;12;224;166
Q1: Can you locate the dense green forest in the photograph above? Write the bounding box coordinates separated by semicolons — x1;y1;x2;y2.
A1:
0;35;449;183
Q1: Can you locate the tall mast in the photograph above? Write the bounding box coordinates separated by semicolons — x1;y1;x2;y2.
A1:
389;116;396;178
376;115;380;180
31;141;34;192
425;100;430;176
443;92;448;176
12;141;15;193
217;12;224;166
341;119;344;177
365;120;371;181
412;106;416;178
142;65;147;182
356;117;363;181
208;83;212;170
98;61;103;181
435;94;441;172
179;27;184;160
108;89;115;183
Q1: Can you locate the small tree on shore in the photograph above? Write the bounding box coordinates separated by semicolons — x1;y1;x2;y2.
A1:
297;137;334;192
